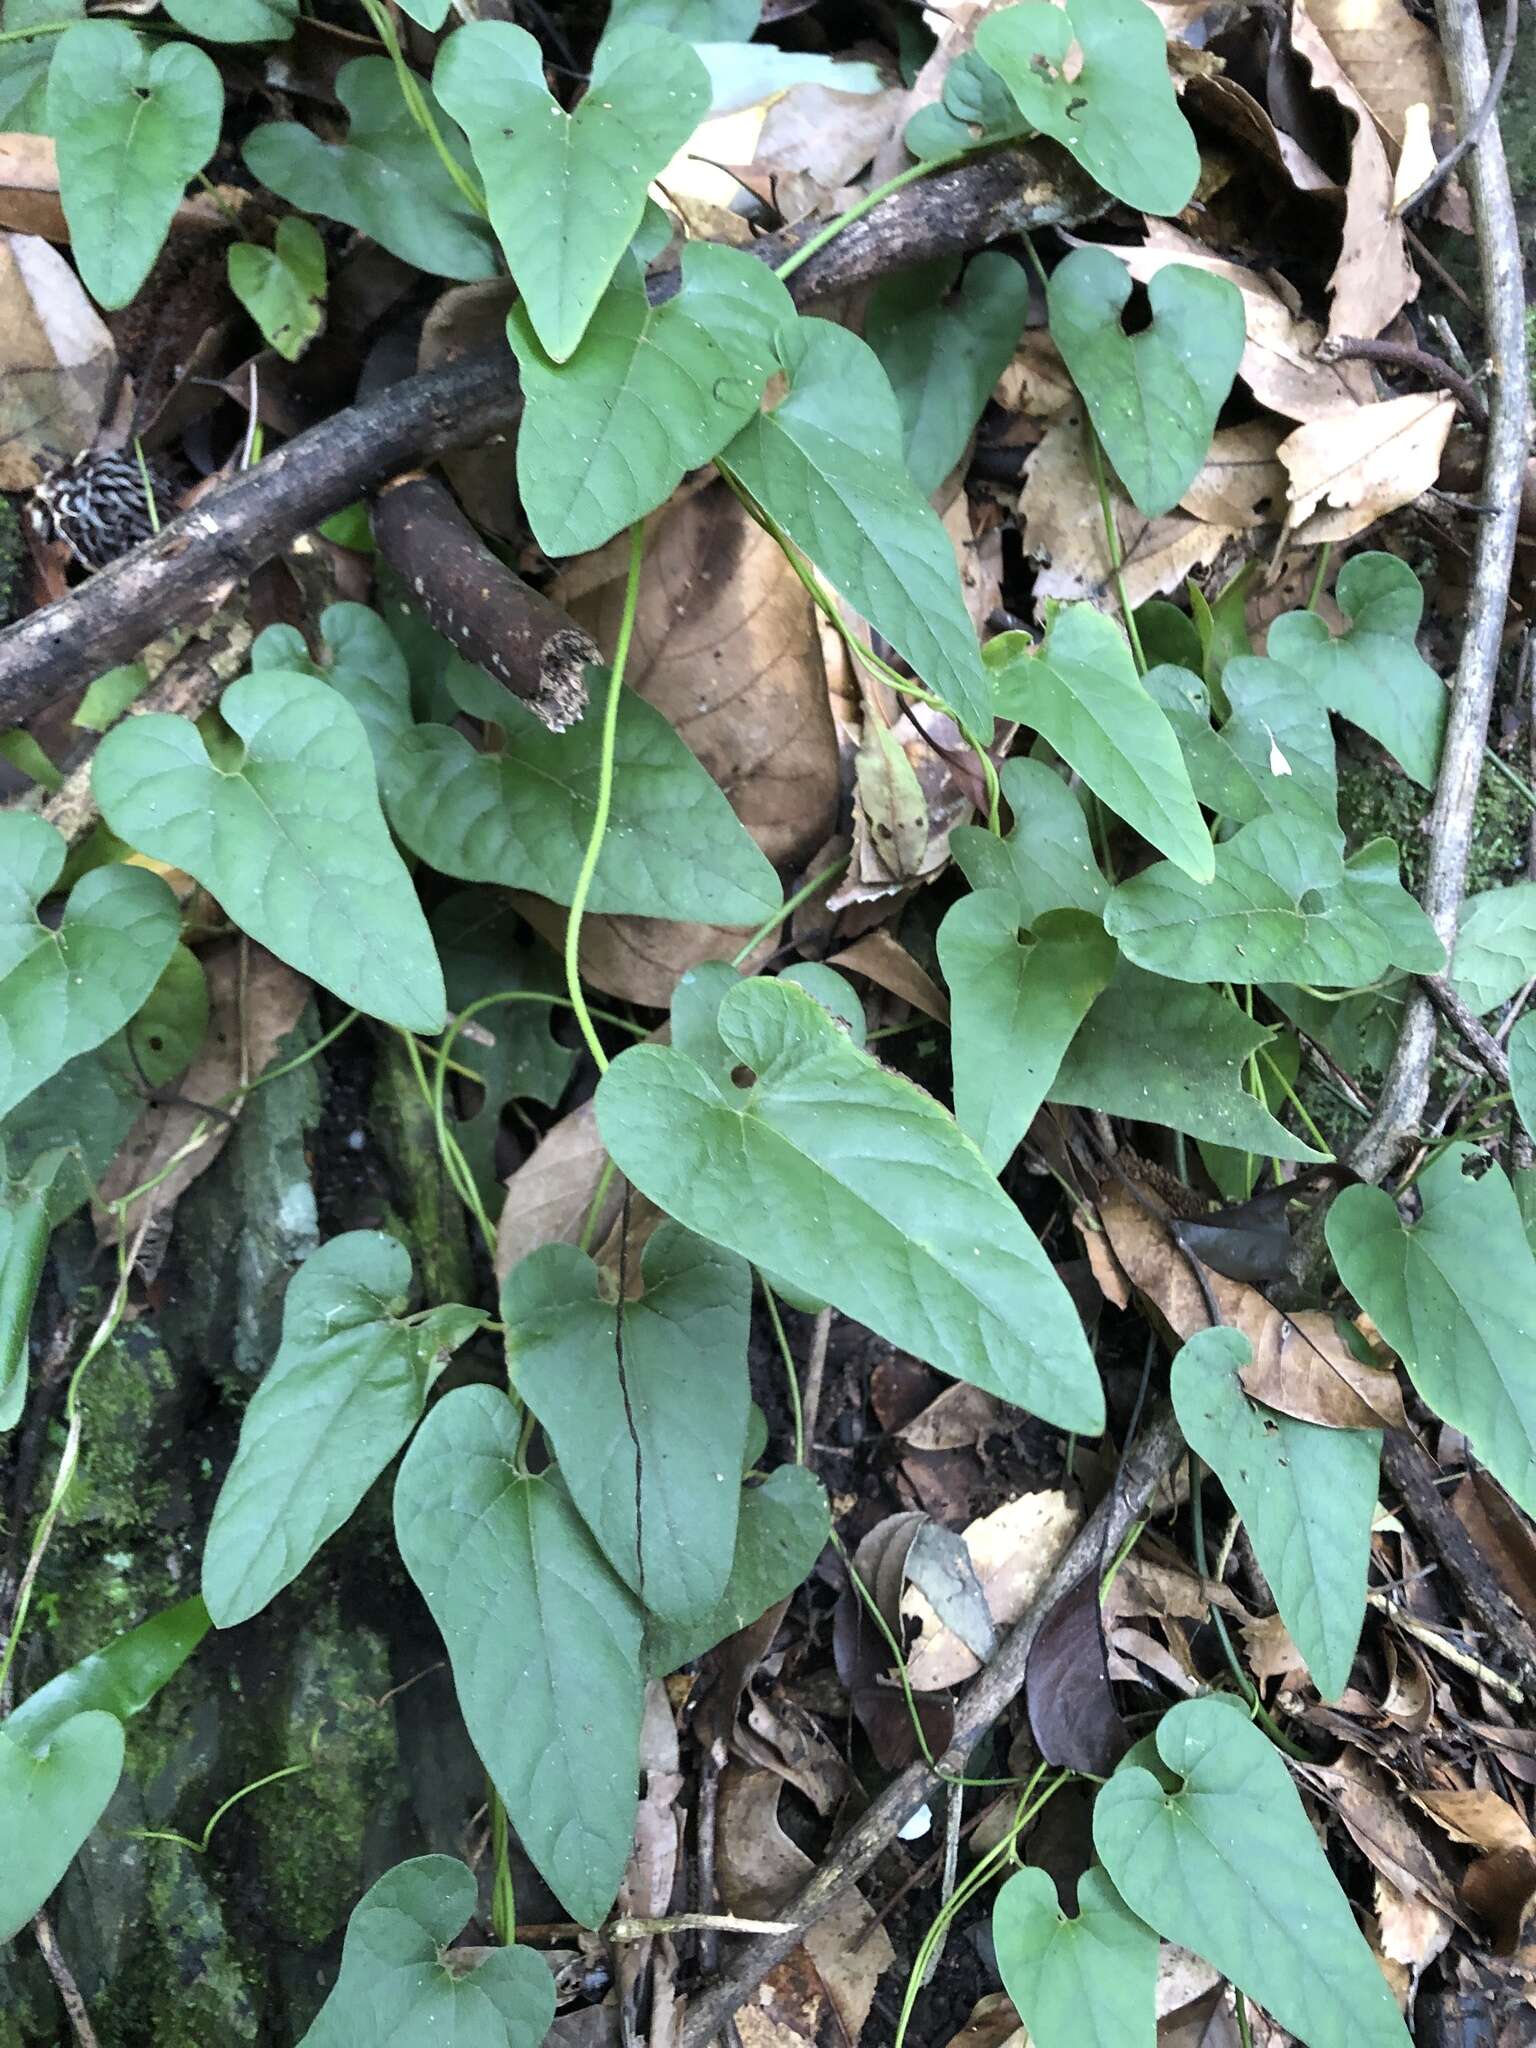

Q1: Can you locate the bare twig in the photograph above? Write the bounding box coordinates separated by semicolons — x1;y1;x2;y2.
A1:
0;142;1103;727
1317;336;1489;430
677;1405;1184;2047
1397;0;1519;213
1420;973;1513;1088
1349;0;1530;1183
800;1307;833;1450
33;1911;99;2048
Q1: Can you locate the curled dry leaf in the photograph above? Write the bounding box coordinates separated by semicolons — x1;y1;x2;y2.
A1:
1278;391;1455;545
751;82;906;226
899;1488;1082;1688
1020;409;1243;613
1288;0;1418;341
1186;71;1337;194
1096;1181;1406;1429
0;233;115;490
96;941;310;1247
827;929;951;1023
546;482;839;1003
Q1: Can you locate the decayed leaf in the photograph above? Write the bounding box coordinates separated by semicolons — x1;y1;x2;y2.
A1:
827;930;950;1023
0;232;115;490
1289;0;1417;341
940;1993;1026;2048
96;942;310;1245
494;1098;621;1281
1097;1181;1405;1429
900;1489;1082;1687
1178;422;1288;529
1279;392;1455;545
1101;230;1374;422
549;482;839;1004
1303;0;1450;157
750;82;905;224
1020;410;1243;612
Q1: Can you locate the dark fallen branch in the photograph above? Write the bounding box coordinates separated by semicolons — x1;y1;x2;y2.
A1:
677;1405;1183;2048
372;474;596;729
0;143;1101;731
1420;973;1512;1089
1318;336;1489;431
1349;0;1530;1184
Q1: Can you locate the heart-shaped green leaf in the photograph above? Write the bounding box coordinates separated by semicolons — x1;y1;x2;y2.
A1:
866;253;1031;494
1171;1327;1378;1701
0;0;83;132
203;1232;482;1628
1094;1698;1413;2048
298;1855;556;2048
252;600;414;769
644;1462;831;1675
1450;881;1536;1013
904;48;1029;159
227;216;326;362
47;23;222;308
597;977;1104;1431
1047;249;1244;518
976;0;1199;216
950;759;1109;923
1265;553;1445;789
435;20;709;361
1053;962;1325;1161
394;1385;645;1926
939;900;1116;1172
0;815;180;1122
993;1865;1157;2048
721;317;993;741
1106;813;1440;986
1512;1014;1536;1144
0;1710;124;1942
510;241;793;556
989;608;1213;881
162;0;295;42
381;690;780;926
505;1224;752;1623
245;58;498;283
0;1147;68;1430
5;1598;208;1753
607;0;759;36
1328;1147;1536;1517
1142;665;1267;824
1218;653;1342;834
93;670;447;1032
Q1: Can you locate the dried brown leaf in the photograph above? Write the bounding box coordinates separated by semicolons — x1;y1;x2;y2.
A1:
1097;1182;1405;1428
752;83;905;226
941;1994;1025;2048
827;930;950;1023
96;942;309;1246
900;1489;1082;1688
0;233;115;489
1178;422;1289;529
896;1381;1004;1451
1279;390;1455;543
1303;0;1451;152
493;1098;620;1281
1413;1788;1536;1859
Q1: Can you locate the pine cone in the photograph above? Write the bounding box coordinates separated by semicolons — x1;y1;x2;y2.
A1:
30;450;182;571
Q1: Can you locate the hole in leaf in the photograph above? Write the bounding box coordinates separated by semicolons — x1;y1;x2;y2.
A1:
730;1063;757;1088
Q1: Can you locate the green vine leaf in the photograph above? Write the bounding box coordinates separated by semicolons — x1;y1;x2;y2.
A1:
0;814;180;1122
161;0;296;42
47;22;223;308
4;1598;208;1753
1047;249;1244;518
950;759;1108;922
1450;881;1536;1014
394;1385;645;1927
435;20;710;361
1328;1146;1536;1517
939;900;1116;1172
1106;813;1441;986
988;607;1213;881
0;1711;124;1943
1052;963;1326;1161
865;253;1031;494
0;0;83;132
202;1233;482;1629
245;58;499;283
721;316;994;741
251;601;414;770
1512;1013;1536;1144
975;0;1199;216
1217;653;1341;834
1142;665;1267;824
227;216;326;362
644;1463;832;1676
505;1225;752;1623
0;1148;68;1431
509;241;793;556
1171;1327;1378;1700
606;0;759;36
904;49;1029;159
1264;553;1446;789
1094;1698;1413;2048
596;977;1105;1432
993;1865;1157;2048
93;670;448;1033
299;1856;556;2048
382;690;781;926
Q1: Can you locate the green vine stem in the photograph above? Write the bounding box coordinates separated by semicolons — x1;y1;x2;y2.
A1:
357;0;489;220
126;1761;309;1855
773;150;967;283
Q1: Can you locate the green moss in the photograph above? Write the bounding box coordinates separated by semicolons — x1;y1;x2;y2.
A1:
0;496;22;628
1336;754;1529;899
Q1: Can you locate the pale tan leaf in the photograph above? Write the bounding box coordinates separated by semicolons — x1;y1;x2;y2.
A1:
1289;0;1418;340
896;1381;1005;1451
493;1098;620;1281
752;83;905;225
0;233;115;489
1412;1787;1536;1858
994;328;1077;420
1392;102;1439;211
1303;0;1451;150
899;1489;1082;1688
1279;390;1455;543
827;929;950;1023
96;943;309;1247
1374;1872;1454;1972
1178;422;1289;528
855;715;931;882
